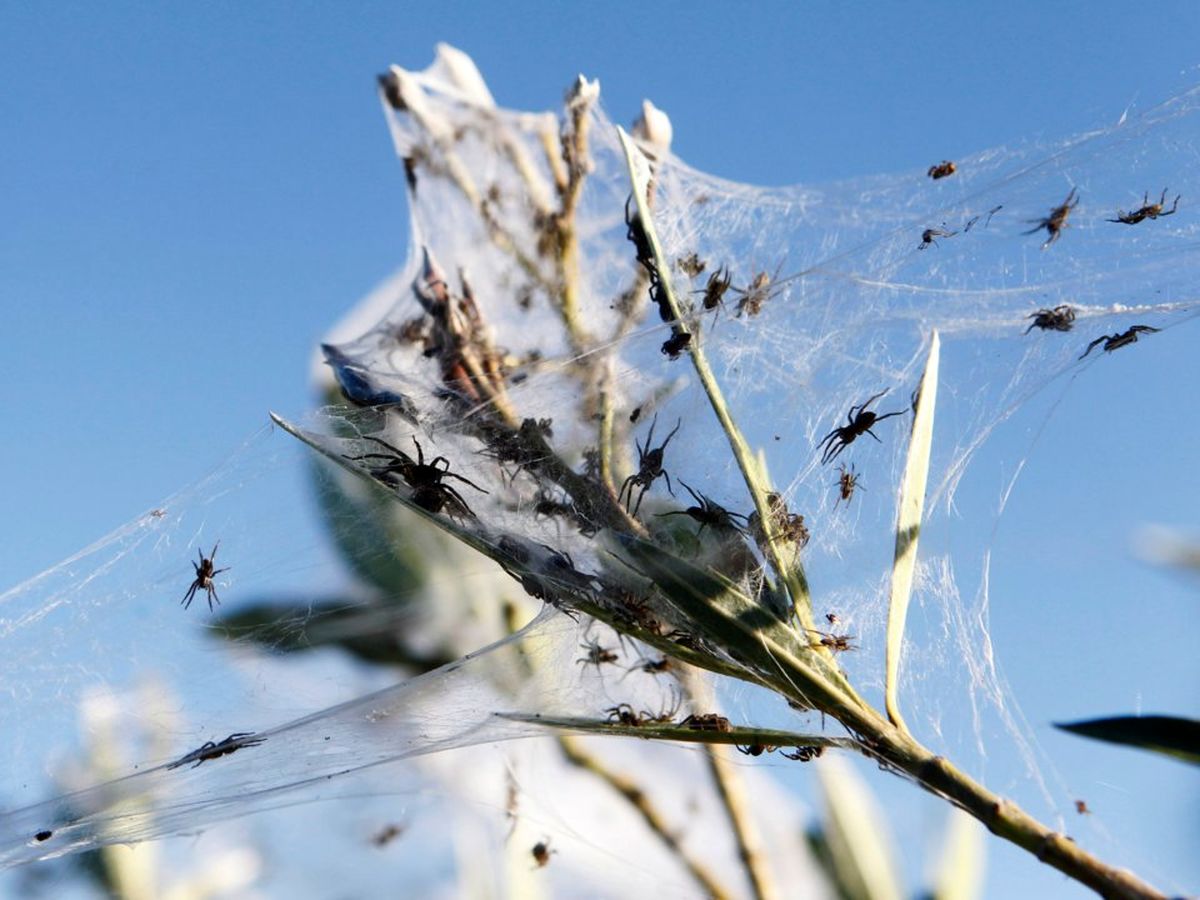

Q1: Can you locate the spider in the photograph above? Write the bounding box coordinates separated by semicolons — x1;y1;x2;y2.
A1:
181;542;229;612
656;481;749;537
781;745;825;762
806;629;857;653
576;638;620;674
661;330;692;359
927;160;956;180
532;839;557;868
345;435;487;520
1107;188;1179;225
605;703;647;727
733;263;784;318
1075;800;1091;815
817;391;906;464
1024;305;1076;334
1024;187;1078;248
679;713;732;732
736;743;777;757
167;732;266;770
919;226;957;249
835;463;862;507
371;824;406;847
748;492;809;548
618;417;681;516
625;194;655;271
676;252;706;277
695;266;733;316
1079;325;1160;360
626;656;672;677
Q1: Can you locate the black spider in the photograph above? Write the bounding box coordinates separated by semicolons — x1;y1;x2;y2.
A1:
618;417;681;516
656;481;748;536
181;542;229;612
345;435;487;520
167;732;266;770
1078;325;1160;360
1024;305;1076;334
817;392;906;464
661;330;692;359
919;227;956;249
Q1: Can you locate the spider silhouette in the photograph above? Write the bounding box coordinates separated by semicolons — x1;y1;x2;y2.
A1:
345;435;487;520
1078;325;1160;360
817;392;906;464
618;417;681;516
1024;305;1076;334
167;732;265;770
656;481;748;537
181;542;229;612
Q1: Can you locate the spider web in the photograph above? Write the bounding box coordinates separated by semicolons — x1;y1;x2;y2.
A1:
2;45;1198;897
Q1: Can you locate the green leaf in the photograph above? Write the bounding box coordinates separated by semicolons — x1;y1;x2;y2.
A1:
813;755;904;900
1055;715;1200;765
926;808;985;900
210;598;456;672
885;331;939;735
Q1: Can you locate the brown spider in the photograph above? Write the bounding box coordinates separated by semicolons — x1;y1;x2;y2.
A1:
619;417;681;516
927;160;956;180
818;391;906;464
661;330;692;359
167;732;266;770
695;266;733;316
656;481;749;537
1024;187;1078;248
1107;188;1179;225
371;824;406;847
576;638;620;674
1025;305;1076;334
919;226;957;249
748;492;810;548
531;839;556;868
806;629;857;653
676;252;706;277
1075;799;1091;815
733;263;784;318
679;713;732;732
345;435;487;520
1079;325;1160;360
835;463;862;507
181;542;230;612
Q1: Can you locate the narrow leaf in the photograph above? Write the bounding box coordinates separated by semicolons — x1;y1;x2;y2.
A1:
885;331;940;733
1055;715;1200;765
814;755;904;900
928;808;986;900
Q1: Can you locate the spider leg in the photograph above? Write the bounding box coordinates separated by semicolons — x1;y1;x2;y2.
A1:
444;470;489;494
1078;335;1109;360
632;483;649;517
865;428;882;443
181;581;200;609
662;470;674;496
822;438;848;465
872;409;906;424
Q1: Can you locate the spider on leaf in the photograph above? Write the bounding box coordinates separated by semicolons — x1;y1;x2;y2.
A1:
345;435;487;520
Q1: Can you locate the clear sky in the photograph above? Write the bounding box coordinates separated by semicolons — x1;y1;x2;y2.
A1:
2;3;1198;898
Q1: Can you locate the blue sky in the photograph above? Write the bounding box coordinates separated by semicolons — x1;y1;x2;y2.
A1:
2;3;1198;897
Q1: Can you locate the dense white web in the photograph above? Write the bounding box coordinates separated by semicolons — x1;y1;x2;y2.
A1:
2;44;1198;897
